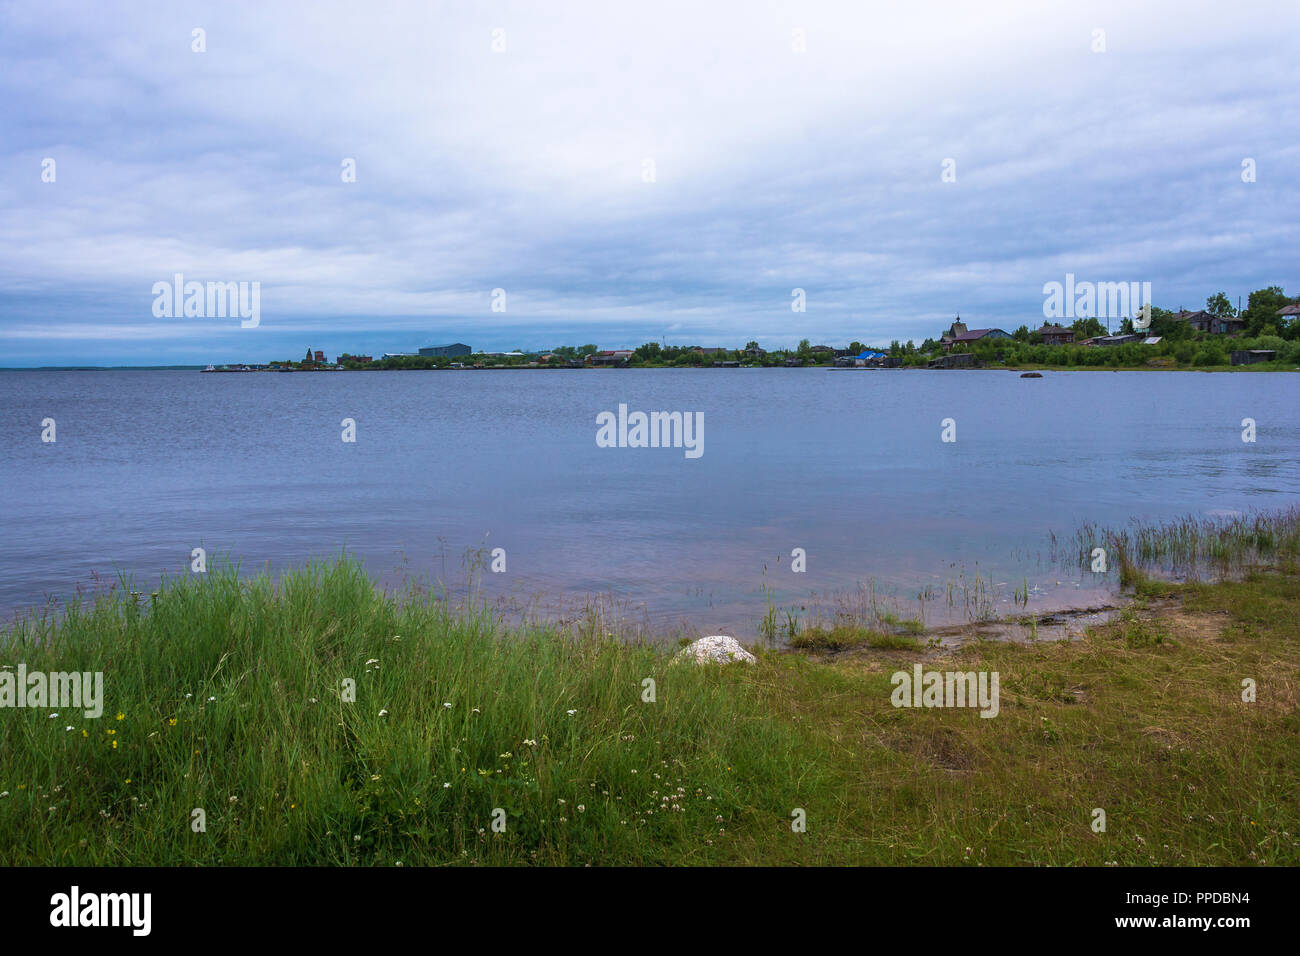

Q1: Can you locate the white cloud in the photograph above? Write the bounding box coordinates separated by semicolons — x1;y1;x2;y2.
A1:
0;0;1296;361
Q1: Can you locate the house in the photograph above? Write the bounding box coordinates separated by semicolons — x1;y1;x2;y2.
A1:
744;346;767;358
1277;304;1300;323
854;350;889;367
809;345;834;354
1230;350;1276;366
1038;324;1075;345
1091;333;1143;346
588;350;634;366
1171;310;1214;332
938;318;968;351
946;328;1011;351
928;352;976;369
784;357;804;367
419;343;472;357
336;353;372;365
1209;315;1246;335
314;350;325;364
1166;310;1246;334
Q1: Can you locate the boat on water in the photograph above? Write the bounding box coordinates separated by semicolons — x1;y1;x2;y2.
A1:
201;365;216;372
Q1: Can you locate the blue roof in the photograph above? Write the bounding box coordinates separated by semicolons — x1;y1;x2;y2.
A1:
857;351;885;359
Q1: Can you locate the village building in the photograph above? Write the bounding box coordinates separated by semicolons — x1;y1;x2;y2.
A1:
1171;310;1214;332
938;318;968;351
1230;349;1277;365
588;349;635;366
937;317;1011;351
928;352;976;369
1169;310;1245;335
1038;324;1075;345
946;328;1011;351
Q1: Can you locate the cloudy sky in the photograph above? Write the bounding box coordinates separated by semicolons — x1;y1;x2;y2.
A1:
1;0;1296;365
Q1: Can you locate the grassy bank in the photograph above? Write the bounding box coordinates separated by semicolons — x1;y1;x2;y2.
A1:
995;361;1298;372
1070;507;1300;585
3;549;1298;865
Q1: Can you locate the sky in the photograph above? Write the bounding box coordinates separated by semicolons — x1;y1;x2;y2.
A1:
1;0;1297;366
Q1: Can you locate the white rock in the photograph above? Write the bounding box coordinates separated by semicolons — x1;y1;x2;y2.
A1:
674;635;757;665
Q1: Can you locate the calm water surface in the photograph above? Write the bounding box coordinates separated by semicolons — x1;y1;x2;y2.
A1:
2;368;1297;636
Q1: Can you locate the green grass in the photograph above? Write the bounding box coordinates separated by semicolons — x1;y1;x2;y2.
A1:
790;624;922;651
1074;507;1300;585
3;556;1298;865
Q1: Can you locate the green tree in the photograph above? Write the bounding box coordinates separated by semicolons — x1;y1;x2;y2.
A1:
1205;292;1235;317
1194;342;1228;367
1241;286;1290;336
1070;317;1106;338
1149;306;1191;341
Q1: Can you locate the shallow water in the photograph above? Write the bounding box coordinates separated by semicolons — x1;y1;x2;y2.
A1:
2;367;1297;637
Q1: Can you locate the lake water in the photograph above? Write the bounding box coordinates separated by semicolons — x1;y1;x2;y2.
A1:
2;368;1297;637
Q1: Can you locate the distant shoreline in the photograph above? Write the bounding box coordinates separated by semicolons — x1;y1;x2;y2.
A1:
2;364;1295;373
0;365;206;371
